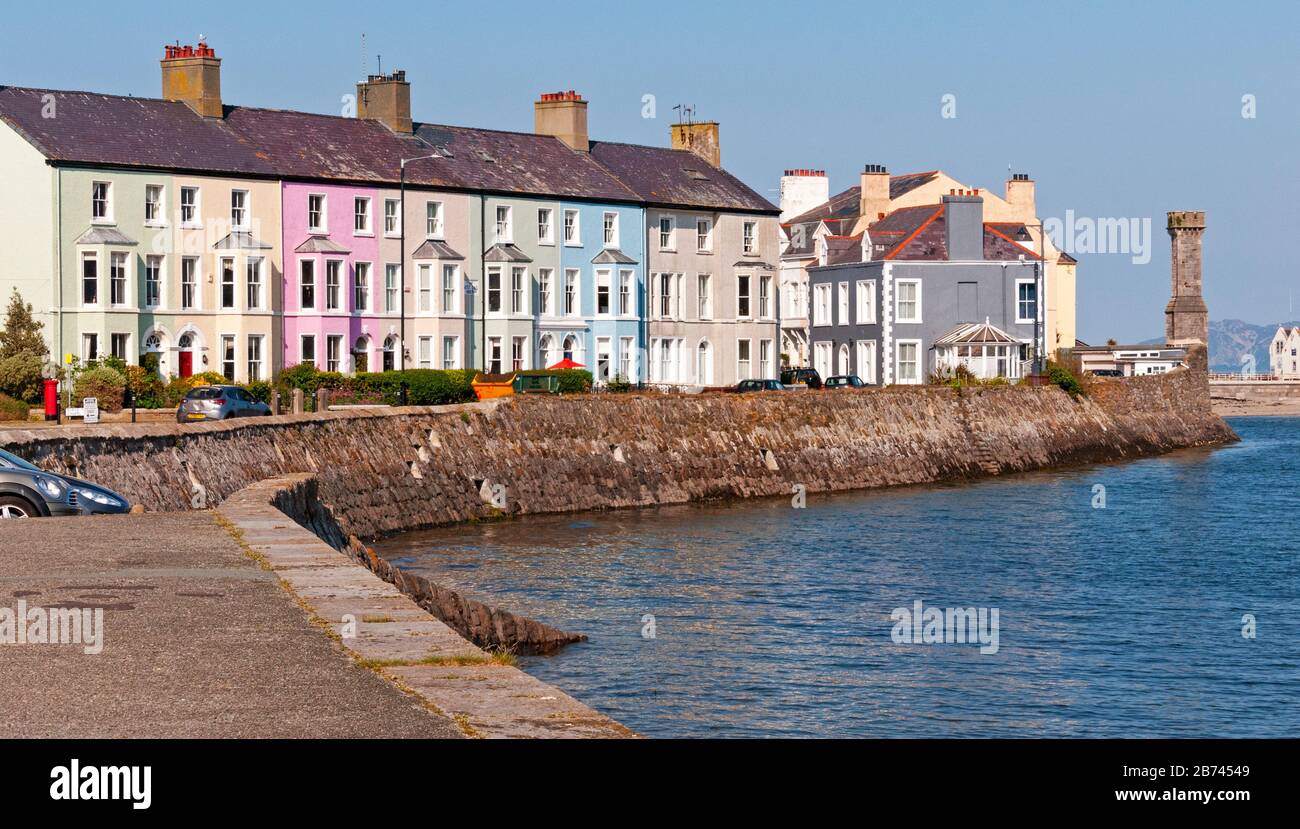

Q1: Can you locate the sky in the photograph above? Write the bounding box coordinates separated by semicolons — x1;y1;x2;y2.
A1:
2;0;1297;343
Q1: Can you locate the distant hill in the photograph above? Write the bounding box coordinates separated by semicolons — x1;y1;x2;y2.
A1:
1139;319;1298;372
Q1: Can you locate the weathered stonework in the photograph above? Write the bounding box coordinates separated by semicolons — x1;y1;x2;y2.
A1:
2;373;1235;646
1166;210;1209;370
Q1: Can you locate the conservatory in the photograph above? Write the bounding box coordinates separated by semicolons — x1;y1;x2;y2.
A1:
931;320;1028;380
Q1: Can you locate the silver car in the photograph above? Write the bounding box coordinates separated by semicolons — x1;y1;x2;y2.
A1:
177;385;272;423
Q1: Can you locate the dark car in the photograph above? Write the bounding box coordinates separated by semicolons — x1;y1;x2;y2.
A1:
0;447;130;519
735;379;787;392
177;384;272;423
780;367;823;389
1089;369;1124;378
825;375;866;389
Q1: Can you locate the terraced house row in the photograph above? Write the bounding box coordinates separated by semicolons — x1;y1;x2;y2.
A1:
0;42;779;387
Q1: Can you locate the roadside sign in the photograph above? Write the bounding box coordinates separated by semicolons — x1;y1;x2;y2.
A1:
83;397;99;424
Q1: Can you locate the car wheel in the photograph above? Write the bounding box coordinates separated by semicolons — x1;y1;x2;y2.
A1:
0;495;37;519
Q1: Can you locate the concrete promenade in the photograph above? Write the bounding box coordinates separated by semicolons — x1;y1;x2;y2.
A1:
0;511;461;738
0;502;633;739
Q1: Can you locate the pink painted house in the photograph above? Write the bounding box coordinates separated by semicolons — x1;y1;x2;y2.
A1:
282;181;401;373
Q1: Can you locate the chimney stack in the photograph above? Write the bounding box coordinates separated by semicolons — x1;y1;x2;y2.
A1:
534;91;589;152
1006;172;1036;222
161;40;222;118
942;193;984;261
779;169;830;222
1165;211;1209;370
859;164;890;221
670;120;720;168
357;70;413;134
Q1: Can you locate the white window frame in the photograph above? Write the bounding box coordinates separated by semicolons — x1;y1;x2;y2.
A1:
742;221;757;255
896;338;923;385
495;205;513;243
145;254;164;310
856;280;876;325
385;199;402;237
385;264;400;313
737;273;753;320
486;266;503;315
220;334;238;381
564;269;580;317
325;260;343;312
602;211;620;248
219;257;237;311
181;256;201;310
353;196;372;235
759;274;773;320
595;268;613;317
300;334;317;367
354;261;372;313
510;266;528;315
231;189;250;231
538;268;555;317
813;283;831;327
563;209;580;245
837;282;849;326
1016;278;1038;325
91;181;113;224
109;251;129;308
697;273;712;320
424;201;442;239
81;332;99;363
442;264;460;315
442;336;461;370
326;334;344;373
759;339;773;379
247;334;265;381
619;269;634;317
180;186;201;228
537;208;554;245
144;184;166;226
736;338;753;381
299;259;317;311
308;194;327;233
895;279;923;324
657;215;674;251
857;340;877;384
417;263;434;314
246;257;264;311
417;336;433;369
620;336;635;382
696;217;713;252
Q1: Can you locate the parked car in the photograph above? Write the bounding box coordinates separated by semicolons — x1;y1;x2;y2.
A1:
825;375;867;389
0;447;130;519
780;367;823;389
735;379;788;392
1089;369;1124;378
177;385;272;423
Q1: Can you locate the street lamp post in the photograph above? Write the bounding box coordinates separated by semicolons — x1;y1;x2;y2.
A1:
399;153;440;371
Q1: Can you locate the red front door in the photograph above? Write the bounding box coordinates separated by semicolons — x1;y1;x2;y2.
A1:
179;351;193;378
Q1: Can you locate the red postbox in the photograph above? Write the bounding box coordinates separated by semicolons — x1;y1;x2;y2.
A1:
43;378;58;421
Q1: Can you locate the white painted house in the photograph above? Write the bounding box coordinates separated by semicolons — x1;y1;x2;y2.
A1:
1269;326;1300;378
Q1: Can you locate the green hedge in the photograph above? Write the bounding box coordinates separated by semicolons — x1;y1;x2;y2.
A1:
516;368;593;394
274;364;476;406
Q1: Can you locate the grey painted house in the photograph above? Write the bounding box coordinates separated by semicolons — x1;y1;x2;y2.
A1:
808;194;1044;384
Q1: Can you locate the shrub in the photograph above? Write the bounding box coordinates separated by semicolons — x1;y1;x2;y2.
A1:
517;368;592;394
606;374;633;393
123;364;165;409
160;376;193;408
245;380;272;404
0;393;28;421
361;369;476;405
0;352;44;403
1047;361;1083;398
72;365;126;413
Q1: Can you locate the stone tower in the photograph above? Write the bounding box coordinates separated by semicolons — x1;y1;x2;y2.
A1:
1165;211;1209;370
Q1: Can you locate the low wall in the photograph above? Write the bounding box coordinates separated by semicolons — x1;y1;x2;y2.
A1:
1209;379;1300;403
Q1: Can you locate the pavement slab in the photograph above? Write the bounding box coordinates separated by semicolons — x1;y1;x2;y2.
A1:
0;512;461;738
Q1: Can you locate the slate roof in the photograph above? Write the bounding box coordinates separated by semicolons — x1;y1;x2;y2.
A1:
588;141;776;213
783;171;941;227
213;231;273;250
592;248;638;265
823;235;863;266
294;236;351;254
814;203;1045;265
483;243;532;263
73;226;138;245
0;85;772;211
412;239;465;260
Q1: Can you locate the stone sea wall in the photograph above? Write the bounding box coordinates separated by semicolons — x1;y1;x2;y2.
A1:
2;371;1234;645
5;370;1233;541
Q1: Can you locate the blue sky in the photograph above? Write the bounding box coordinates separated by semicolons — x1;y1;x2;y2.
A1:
2;0;1297;342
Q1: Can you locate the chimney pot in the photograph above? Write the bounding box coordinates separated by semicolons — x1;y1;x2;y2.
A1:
670;119;721;168
535;90;590;151
161;40;223;118
356;69;413;134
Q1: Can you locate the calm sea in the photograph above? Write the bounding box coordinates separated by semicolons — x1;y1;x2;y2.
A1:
377;417;1299;737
